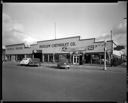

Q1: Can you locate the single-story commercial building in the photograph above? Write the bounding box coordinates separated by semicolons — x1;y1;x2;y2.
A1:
5;36;113;64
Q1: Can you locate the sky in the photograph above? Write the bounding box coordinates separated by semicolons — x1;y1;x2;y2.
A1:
2;2;127;49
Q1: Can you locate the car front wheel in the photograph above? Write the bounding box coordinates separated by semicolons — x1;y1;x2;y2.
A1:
65;67;69;69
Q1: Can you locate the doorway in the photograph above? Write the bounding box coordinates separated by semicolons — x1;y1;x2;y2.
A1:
73;55;79;64
34;53;42;62
85;54;91;63
33;50;42;62
79;55;83;65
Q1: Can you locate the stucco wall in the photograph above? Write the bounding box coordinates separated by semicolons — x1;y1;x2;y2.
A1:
6;44;32;54
38;36;80;53
5;36;113;54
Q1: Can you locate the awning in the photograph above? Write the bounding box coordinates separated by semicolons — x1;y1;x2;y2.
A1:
113;50;124;57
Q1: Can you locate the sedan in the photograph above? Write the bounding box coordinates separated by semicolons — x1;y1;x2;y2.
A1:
20;58;31;65
57;58;70;69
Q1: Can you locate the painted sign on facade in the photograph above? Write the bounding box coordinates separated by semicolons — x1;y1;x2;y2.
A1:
39;42;76;48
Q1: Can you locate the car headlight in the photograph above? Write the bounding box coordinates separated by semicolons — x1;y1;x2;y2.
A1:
20;61;23;64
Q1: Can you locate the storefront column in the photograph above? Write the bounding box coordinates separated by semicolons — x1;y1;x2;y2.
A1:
24;54;27;58
15;55;16;61
11;55;15;62
15;55;17;61
82;54;84;64
10;55;11;61
32;54;34;59
53;53;55;63
42;54;44;62
82;52;85;64
99;55;101;64
91;55;92;64
73;55;74;64
70;52;72;64
48;54;49;62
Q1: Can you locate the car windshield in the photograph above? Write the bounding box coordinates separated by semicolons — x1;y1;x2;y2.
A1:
23;58;29;60
59;58;69;63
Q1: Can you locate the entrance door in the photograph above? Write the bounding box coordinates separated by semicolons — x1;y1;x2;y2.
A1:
33;50;42;62
34;53;42;62
73;55;79;64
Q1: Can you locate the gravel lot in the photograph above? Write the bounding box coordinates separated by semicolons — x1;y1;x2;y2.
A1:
2;61;127;102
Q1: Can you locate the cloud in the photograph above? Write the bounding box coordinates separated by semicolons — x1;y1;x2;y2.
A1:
23;36;38;46
112;19;127;35
2;45;6;49
96;20;127;46
2;13;38;47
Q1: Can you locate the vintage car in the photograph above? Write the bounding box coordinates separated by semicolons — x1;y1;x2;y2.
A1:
20;58;41;66
57;55;70;69
20;58;31;65
29;58;41;66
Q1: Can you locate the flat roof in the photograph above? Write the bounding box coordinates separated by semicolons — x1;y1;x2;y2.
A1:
37;36;81;43
30;44;38;46
80;38;95;41
6;43;25;47
94;40;113;43
5;36;114;47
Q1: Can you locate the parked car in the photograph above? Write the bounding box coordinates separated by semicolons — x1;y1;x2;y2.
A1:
20;58;31;65
57;57;70;69
20;58;41;66
29;58;41;66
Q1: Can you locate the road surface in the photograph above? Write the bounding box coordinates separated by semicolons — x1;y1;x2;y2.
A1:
2;62;126;102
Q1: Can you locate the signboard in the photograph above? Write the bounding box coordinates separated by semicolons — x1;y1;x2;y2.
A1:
88;45;94;50
63;43;105;52
7;47;23;50
16;47;23;50
61;47;68;52
7;48;14;50
39;42;76;48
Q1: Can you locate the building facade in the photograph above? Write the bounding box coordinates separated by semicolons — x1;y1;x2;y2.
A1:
2;49;7;61
5;36;113;64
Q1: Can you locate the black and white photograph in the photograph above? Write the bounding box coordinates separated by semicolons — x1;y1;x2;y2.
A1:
2;2;127;102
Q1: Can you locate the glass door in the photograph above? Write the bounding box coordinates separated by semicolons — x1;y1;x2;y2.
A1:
73;55;79;64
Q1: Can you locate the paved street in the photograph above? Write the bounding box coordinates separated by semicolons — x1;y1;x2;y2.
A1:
2;62;126;102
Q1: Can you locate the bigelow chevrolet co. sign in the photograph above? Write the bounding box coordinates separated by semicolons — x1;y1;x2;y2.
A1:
39;42;76;48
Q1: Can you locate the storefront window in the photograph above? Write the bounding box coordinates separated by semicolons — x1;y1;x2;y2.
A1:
17;54;24;61
49;54;53;62
44;54;48;62
84;54;91;63
92;54;100;64
55;54;59;62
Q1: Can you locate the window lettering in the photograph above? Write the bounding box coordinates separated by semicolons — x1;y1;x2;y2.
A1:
16;47;23;49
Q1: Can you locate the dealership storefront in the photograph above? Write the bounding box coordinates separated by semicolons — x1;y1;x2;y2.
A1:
5;36;113;64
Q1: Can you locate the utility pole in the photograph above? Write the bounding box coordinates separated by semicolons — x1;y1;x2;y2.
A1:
54;22;56;39
111;30;112;41
110;30;113;67
104;41;107;70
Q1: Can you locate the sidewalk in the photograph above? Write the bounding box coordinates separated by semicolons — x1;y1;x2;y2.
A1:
41;62;126;72
3;61;126;73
